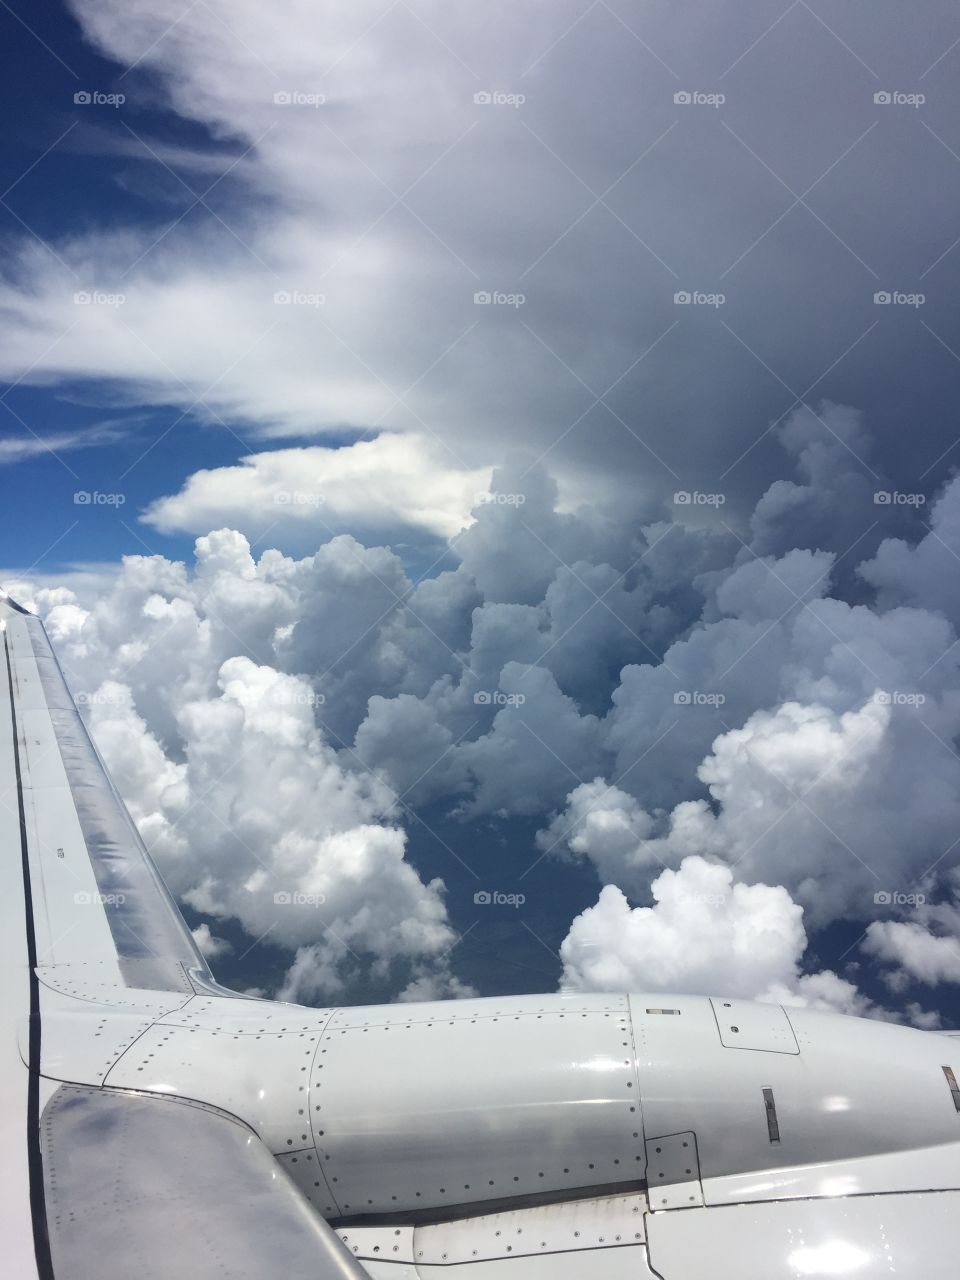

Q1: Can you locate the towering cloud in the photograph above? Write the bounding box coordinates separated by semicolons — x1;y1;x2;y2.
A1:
558;856;884;1017
13;442;960;1017
83;663;465;1002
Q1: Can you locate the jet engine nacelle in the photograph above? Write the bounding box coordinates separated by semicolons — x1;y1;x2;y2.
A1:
87;987;960;1221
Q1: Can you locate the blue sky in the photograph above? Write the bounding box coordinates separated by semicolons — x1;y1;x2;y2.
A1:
1;1;252;570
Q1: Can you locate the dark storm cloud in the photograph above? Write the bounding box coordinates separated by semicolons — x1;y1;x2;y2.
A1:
0;1;957;522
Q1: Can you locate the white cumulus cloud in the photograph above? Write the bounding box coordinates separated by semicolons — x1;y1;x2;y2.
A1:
84;657;465;1001
143;433;491;543
558;856;863;1011
559;856;933;1024
864;920;960;990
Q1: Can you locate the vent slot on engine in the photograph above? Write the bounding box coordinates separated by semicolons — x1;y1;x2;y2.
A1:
942;1065;960;1113
762;1087;781;1144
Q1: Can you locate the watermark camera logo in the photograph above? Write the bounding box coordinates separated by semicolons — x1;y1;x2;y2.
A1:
274;290;325;307
873;290;924;308
474;290;526;308
674;490;726;506
674;690;726;707
874;90;924;108
74;491;126;506
274;490;325;508
475;490;526;507
274;687;326;708
873;689;926;707
474;690;526;707
273;890;326;907
474;90;526;108
674;290;725;308
474;890;526;908
273;90;326;107
74;290;125;308
74;90;125;108
75;689;126;709
678;891;726;908
674;90;725;109
873;491;925;507
874;890;925;907
74;890;126;906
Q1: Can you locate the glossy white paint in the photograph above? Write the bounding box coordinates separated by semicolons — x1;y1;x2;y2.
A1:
630;993;960;1196
315;997;643;1214
703;1141;960;1205
18;979;189;1084
646;1191;960;1278
104;998;334;1154
325;994;630;1027
710;996;799;1052
27;976;960;1275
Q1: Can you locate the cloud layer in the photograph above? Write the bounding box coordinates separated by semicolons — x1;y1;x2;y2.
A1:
12;412;960;1015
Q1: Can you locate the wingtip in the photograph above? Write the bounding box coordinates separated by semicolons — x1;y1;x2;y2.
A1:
0;587;35;617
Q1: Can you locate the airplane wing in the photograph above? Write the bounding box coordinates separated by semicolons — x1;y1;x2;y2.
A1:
4;586;960;1280
1;593;368;1279
1;590;209;994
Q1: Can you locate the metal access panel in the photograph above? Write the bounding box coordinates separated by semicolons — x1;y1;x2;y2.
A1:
315;1001;644;1215
336;1196;647;1269
710;999;799;1053
645;1132;704;1209
413;1193;646;1264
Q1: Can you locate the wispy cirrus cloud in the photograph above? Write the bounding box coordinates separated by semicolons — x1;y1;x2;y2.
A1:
0;419;132;464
